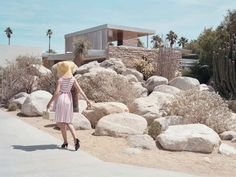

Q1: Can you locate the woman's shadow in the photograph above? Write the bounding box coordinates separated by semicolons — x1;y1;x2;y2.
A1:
12;144;74;152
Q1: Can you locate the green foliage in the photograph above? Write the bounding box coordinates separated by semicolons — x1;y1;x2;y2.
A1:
212;34;236;99
178;37;188;48
148;121;162;139
134;56;155;80
151;35;163;48
182;63;211;84
166;30;178;48
137;38;144;47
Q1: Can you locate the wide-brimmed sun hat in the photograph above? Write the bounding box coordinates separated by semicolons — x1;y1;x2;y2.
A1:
56;61;73;77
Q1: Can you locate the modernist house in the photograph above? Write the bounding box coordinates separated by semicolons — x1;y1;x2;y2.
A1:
44;24;155;67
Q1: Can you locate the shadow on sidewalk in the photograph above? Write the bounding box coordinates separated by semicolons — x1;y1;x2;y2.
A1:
12;144;61;151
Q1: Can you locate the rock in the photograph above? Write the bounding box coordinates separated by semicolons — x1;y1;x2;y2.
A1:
218;143;236;156
125;74;139;83
83;102;129;128
200;84;209;91
144;76;168;92
169;77;200;90
127;134;156;150
132;82;148;97
153;85;181;95
88;67;117;75
9;92;29;108
21;90;52;116
79;100;88;113
122;68;143;82
228;100;236;113
73;113;92;130
76;61;100;74
220;131;236;140
30;64;51;76
232;138;236;143
122;148;142;155
157;124;221;153
94;112;147;137
148;116;184;139
129;92;173;125
100;58;126;74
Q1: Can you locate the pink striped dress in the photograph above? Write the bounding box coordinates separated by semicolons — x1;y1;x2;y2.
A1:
55;77;76;123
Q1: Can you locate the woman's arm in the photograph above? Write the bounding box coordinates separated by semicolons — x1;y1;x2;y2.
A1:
47;80;60;109
73;79;92;107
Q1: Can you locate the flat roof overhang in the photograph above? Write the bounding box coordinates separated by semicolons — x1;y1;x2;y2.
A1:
64;24;155;40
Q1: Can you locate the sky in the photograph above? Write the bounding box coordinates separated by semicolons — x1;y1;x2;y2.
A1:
0;0;236;53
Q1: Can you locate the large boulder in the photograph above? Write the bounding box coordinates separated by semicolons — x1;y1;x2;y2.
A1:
153;85;181;95
122;68;143;82
144;76;168;92
157;124;221;153
73;113;92;130
127;134;156;150
220;131;236;140
100;58;126;74
95;112;147;137
9;92;29;108
76;61;100;74
148;116;184;139
129;92;173;125
30;64;51;76
218;143;236;156
88;67;117;75
82;102;129;128
125;74;139;83
132;82;148;97
169;77;200;90
21;90;52;116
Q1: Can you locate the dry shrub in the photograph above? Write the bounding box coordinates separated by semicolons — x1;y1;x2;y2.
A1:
156;48;181;80
134;56;155;80
37;73;57;94
8;102;18;111
78;72;142;105
164;89;232;133
148;121;162;139
1;56;41;101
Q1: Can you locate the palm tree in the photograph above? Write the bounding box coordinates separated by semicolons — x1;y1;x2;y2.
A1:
151;35;163;48
178;37;188;48
46;29;53;53
73;37;91;66
4;27;13;45
166;31;178;48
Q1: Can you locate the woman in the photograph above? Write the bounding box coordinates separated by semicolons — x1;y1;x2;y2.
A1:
47;61;91;151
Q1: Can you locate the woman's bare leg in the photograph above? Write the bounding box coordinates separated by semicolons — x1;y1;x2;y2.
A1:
67;123;77;143
57;123;68;143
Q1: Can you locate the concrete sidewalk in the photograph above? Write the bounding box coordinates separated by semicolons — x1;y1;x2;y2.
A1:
0;110;202;177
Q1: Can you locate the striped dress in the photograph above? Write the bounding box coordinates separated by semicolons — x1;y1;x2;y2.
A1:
55;77;76;123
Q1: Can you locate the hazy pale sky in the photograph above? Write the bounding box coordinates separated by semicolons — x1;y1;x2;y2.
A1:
0;0;235;52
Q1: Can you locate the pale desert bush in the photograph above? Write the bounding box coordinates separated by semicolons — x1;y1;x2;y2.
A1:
1;56;41;101
37;73;57;94
164;89;232;134
134;56;155;80
78;72;143;105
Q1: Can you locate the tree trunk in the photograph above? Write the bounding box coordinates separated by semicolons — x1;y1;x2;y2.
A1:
8;38;10;45
74;54;84;67
49;37;51;53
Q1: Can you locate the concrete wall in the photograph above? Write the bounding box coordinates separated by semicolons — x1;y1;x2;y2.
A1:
0;45;43;67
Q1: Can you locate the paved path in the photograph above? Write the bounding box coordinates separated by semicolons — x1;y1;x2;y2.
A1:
0;110;202;177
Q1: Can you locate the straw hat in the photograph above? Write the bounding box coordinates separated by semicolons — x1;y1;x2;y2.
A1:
56;61;73;78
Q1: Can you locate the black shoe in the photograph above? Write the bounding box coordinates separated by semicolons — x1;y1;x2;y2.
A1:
75;138;80;151
61;143;68;148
